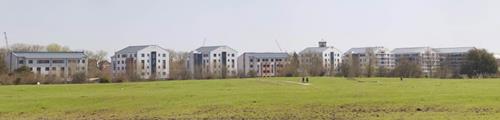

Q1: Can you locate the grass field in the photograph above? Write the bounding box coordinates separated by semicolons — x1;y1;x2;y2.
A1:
1;77;500;119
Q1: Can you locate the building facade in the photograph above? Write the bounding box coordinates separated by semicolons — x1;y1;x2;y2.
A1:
344;47;394;68
237;52;288;77
5;51;88;80
111;45;170;79
299;41;342;75
433;47;475;76
391;47;440;77
187;46;238;79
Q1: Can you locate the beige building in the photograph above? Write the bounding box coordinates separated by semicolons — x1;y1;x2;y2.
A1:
343;47;394;76
299;41;342;75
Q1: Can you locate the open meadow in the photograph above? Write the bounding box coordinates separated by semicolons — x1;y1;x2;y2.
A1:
1;77;500;119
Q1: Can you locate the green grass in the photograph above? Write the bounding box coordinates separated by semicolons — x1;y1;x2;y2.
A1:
1;77;500;119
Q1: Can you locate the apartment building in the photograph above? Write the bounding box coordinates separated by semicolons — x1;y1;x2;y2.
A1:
343;47;395;69
5;51;88;80
237;52;288;77
187;46;238;79
299;41;342;75
391;47;439;77
433;47;475;76
111;45;170;79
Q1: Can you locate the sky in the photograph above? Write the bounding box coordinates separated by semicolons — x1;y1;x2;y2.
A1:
1;0;500;57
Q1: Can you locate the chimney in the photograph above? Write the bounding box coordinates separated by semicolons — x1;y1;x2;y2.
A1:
318;41;327;47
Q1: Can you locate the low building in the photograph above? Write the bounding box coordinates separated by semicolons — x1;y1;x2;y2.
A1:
433;47;475;76
111;45;170;79
187;46;238;79
237;52;288;77
299;41;342;75
391;47;440;77
343;47;394;76
5;51;88;80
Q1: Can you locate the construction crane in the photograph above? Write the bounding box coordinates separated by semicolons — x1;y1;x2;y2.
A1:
3;32;8;51
274;39;283;52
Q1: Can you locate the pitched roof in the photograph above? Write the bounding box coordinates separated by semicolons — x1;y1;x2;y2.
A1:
116;45;151;54
116;45;167;54
12;52;87;59
300;47;340;54
242;52;289;58
391;47;433;54
433;47;475;54
195;46;235;53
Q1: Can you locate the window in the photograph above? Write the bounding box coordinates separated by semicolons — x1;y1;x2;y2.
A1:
53;60;64;64
61;67;65;71
52;67;56;70
141;60;145;69
81;60;86;63
122;54;127;58
18;60;24;64
163;60;166;69
232;54;235;57
163;54;166;57
213;54;216;57
45;67;50;71
38;60;50;64
36;67;41;72
141;54;145;57
28;60;33;64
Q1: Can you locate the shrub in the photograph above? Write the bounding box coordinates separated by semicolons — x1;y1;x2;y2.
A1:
71;72;87;83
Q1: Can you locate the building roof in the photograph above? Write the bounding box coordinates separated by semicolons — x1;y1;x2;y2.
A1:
194;46;236;53
12;51;87;59
433;47;475;54
115;45;168;54
391;47;433;54
242;52;289;58
300;47;340;54
345;47;389;54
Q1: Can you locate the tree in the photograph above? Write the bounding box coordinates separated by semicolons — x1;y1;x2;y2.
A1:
11;43;45;52
280;52;300;77
460;49;498;78
170;52;190;80
393;58;422;78
365;48;377;77
46;43;70;52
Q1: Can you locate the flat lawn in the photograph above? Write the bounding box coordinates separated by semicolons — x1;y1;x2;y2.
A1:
1;77;500;119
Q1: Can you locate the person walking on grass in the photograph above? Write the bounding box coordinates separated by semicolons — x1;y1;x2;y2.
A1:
306;77;309;83
302;77;305;83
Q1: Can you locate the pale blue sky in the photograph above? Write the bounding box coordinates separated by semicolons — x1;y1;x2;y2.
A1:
1;0;499;56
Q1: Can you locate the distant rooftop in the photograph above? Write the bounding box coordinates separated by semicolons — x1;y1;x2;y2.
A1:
242;52;289;58
194;46;236;53
433;47;475;54
12;51;87;59
116;45;166;54
391;47;433;54
345;47;388;54
300;47;340;54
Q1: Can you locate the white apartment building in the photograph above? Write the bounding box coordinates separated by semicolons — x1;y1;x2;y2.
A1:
187;46;238;79
111;45;170;79
343;47;395;71
5;51;88;80
434;47;475;76
299;41;342;75
391;47;440;77
237;52;289;77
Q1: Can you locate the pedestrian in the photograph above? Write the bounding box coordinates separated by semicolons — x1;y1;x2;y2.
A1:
400;76;403;81
302;77;305;83
306;77;309;83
